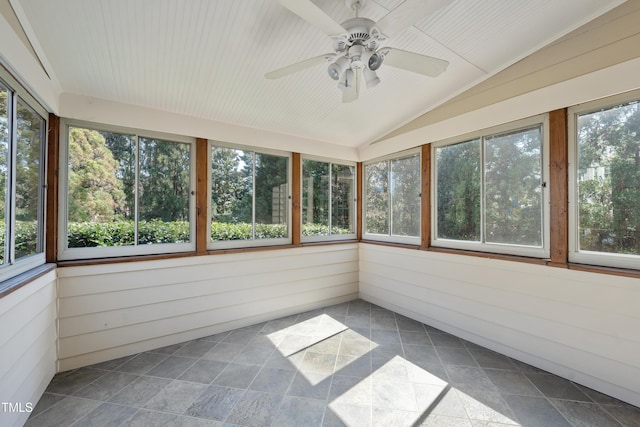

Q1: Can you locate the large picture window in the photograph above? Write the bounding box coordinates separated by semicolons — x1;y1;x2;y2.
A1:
301;158;355;241
0;75;46;281
569;92;640;269
59;121;195;260
433;117;548;257
209;143;290;248
364;150;420;244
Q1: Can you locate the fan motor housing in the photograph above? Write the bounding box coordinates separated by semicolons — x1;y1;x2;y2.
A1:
333;17;382;52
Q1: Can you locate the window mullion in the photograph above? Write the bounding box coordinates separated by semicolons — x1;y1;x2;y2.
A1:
328;163;333;235
388;160;393;237
480;138;486;244
134;135;140;246
252;151;256;240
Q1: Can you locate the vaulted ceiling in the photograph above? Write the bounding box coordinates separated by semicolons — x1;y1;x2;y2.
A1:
12;0;626;148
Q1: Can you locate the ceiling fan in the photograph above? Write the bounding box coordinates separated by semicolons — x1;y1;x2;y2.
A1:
265;0;450;103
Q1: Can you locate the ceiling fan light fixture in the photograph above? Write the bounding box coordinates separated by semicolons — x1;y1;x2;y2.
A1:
269;0;450;102
363;68;380;88
327;56;351;80
368;52;384;71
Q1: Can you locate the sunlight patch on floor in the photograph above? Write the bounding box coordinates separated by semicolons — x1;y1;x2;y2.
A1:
267;312;521;426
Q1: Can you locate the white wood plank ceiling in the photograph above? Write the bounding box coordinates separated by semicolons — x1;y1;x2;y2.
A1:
14;0;625;148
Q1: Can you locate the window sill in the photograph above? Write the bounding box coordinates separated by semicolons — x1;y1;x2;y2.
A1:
427;246;549;265
57;240;361;267
360;239;421;250
0;263;57;298
57;251;197;267
568;263;640;279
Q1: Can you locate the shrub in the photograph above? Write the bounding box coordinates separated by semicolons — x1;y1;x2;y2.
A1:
301;223;352;236
0;221;39;262
0;221;354;257
67;220;189;247
68;221;134;247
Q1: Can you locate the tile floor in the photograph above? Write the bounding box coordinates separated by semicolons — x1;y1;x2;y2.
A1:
26;299;640;427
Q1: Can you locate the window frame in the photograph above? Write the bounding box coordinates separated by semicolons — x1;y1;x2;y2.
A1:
431;115;550;258
0;69;48;282
58;119;196;261
568;89;640;270
207;140;292;250
300;154;357;243
363;148;422;245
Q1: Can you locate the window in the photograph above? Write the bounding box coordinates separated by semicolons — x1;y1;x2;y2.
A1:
364;150;421;244
433;117;548;257
209;143;290;248
0;73;47;280
301;157;356;241
59;121;195;260
569;92;640;269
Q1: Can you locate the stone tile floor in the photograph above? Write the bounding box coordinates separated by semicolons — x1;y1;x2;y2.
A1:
26;299;640;426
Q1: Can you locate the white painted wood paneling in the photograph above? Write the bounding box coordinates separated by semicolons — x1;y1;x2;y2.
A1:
57;244;358;371
14;0;624;147
0;271;57;427
358;243;640;407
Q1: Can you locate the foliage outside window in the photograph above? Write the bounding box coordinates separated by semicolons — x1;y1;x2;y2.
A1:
364;151;420;244
60;122;194;260
434;119;548;257
570;94;640;269
302;158;355;241
0;77;46;280
210;144;290;248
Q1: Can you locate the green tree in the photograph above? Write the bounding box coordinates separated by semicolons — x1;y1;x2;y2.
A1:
245;152;288;225
211;146;251;224
484;128;542;246
0;88;8;263
302;160;329;229
68;127;126;222
331;163;354;233
14;101;44;258
138;138;190;222
104;132;136;220
577;101;640;254
436;140;481;240
365;161;389;234
390;154;420;237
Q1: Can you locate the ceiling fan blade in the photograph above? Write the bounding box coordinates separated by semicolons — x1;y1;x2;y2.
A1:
383;48;448;77
277;0;346;36
376;0;450;37
342;68;361;103
265;54;334;79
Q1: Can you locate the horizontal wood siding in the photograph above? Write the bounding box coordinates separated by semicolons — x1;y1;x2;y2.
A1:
57;245;358;371
0;271;57;427
358;244;640;407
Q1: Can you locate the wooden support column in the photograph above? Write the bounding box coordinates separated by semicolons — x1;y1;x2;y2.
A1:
357;162;363;240
549;108;569;267
196;138;208;254
421;144;431;250
45;113;60;263
291;153;301;245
